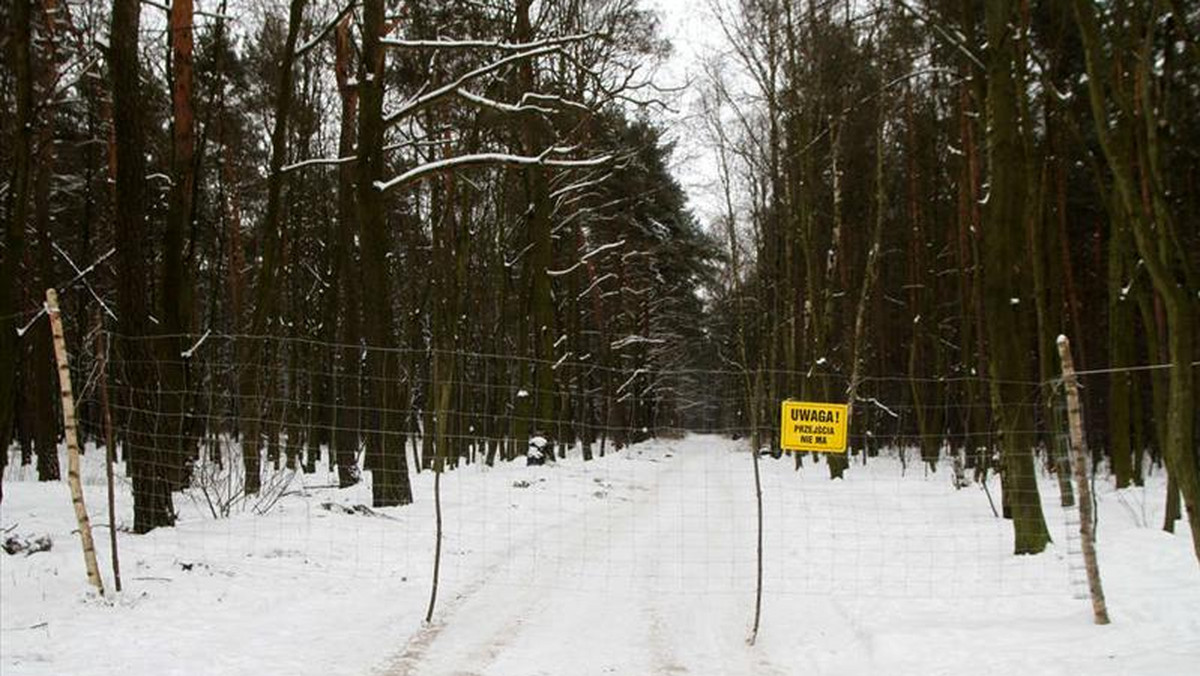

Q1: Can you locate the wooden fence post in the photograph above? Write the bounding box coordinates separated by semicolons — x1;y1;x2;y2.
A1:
1056;334;1109;625
95;317;122;592
46;289;105;595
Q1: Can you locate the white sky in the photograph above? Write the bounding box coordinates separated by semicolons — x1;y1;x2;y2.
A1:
641;0;728;227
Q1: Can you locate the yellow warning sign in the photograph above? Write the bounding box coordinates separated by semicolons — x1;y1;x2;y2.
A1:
780;400;848;453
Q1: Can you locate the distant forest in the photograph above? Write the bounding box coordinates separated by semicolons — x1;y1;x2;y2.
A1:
0;1;1197;562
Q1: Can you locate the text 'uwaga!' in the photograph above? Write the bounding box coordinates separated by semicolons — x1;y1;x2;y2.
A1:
779;401;848;453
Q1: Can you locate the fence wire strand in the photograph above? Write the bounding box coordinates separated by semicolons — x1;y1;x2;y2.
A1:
5;330;1194;602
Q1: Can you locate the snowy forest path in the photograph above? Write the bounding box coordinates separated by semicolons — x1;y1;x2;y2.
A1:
375;436;784;676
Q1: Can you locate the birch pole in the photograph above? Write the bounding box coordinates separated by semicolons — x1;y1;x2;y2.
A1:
46;289;105;595
1056;334;1109;625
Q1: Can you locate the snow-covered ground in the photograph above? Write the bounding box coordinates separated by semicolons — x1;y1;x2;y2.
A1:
3;436;1198;675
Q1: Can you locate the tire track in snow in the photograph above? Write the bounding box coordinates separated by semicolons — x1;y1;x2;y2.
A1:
376;446;681;676
376;476;598;676
375;438;811;676
640;441;787;676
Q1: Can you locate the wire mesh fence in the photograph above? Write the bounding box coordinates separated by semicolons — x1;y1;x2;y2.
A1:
7;330;1191;605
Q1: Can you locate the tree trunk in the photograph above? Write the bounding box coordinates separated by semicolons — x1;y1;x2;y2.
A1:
983;0;1051;554
1107;208;1136;488
823;121;848;480
236;0;306;496
514;0;557;455
1164;476;1181;533
111;0;174;532
358;0;411;507
31;17;61;483
161;0;198;490
331;14;362;489
0;0;36;497
1073;0;1200;565
847;85;887;460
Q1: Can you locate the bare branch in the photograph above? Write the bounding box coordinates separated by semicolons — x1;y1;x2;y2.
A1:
295;2;357;59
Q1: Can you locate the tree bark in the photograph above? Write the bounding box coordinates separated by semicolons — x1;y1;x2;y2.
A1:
160;0;198;490
47;289;105;595
516;0;558;455
1073;0;1200;565
359;0;412;506
237;0;307;496
983;0;1051;554
111;0;174;531
0;0;36;499
1107;207;1136;488
332;15;362;488
1057;335;1110;624
30;1;61;483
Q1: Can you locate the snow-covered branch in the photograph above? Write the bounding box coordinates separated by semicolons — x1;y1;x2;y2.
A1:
52;244;117;321
181;329;212;359
581;239;625;262
381;32;595;52
520;93;591;114
383;136;457;154
577;273;617;300
612;335;667;350
455;89;556;115
547;262;583;277
550;172;613;200
374;152;612;193
384;43;571;126
279;155;357;174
